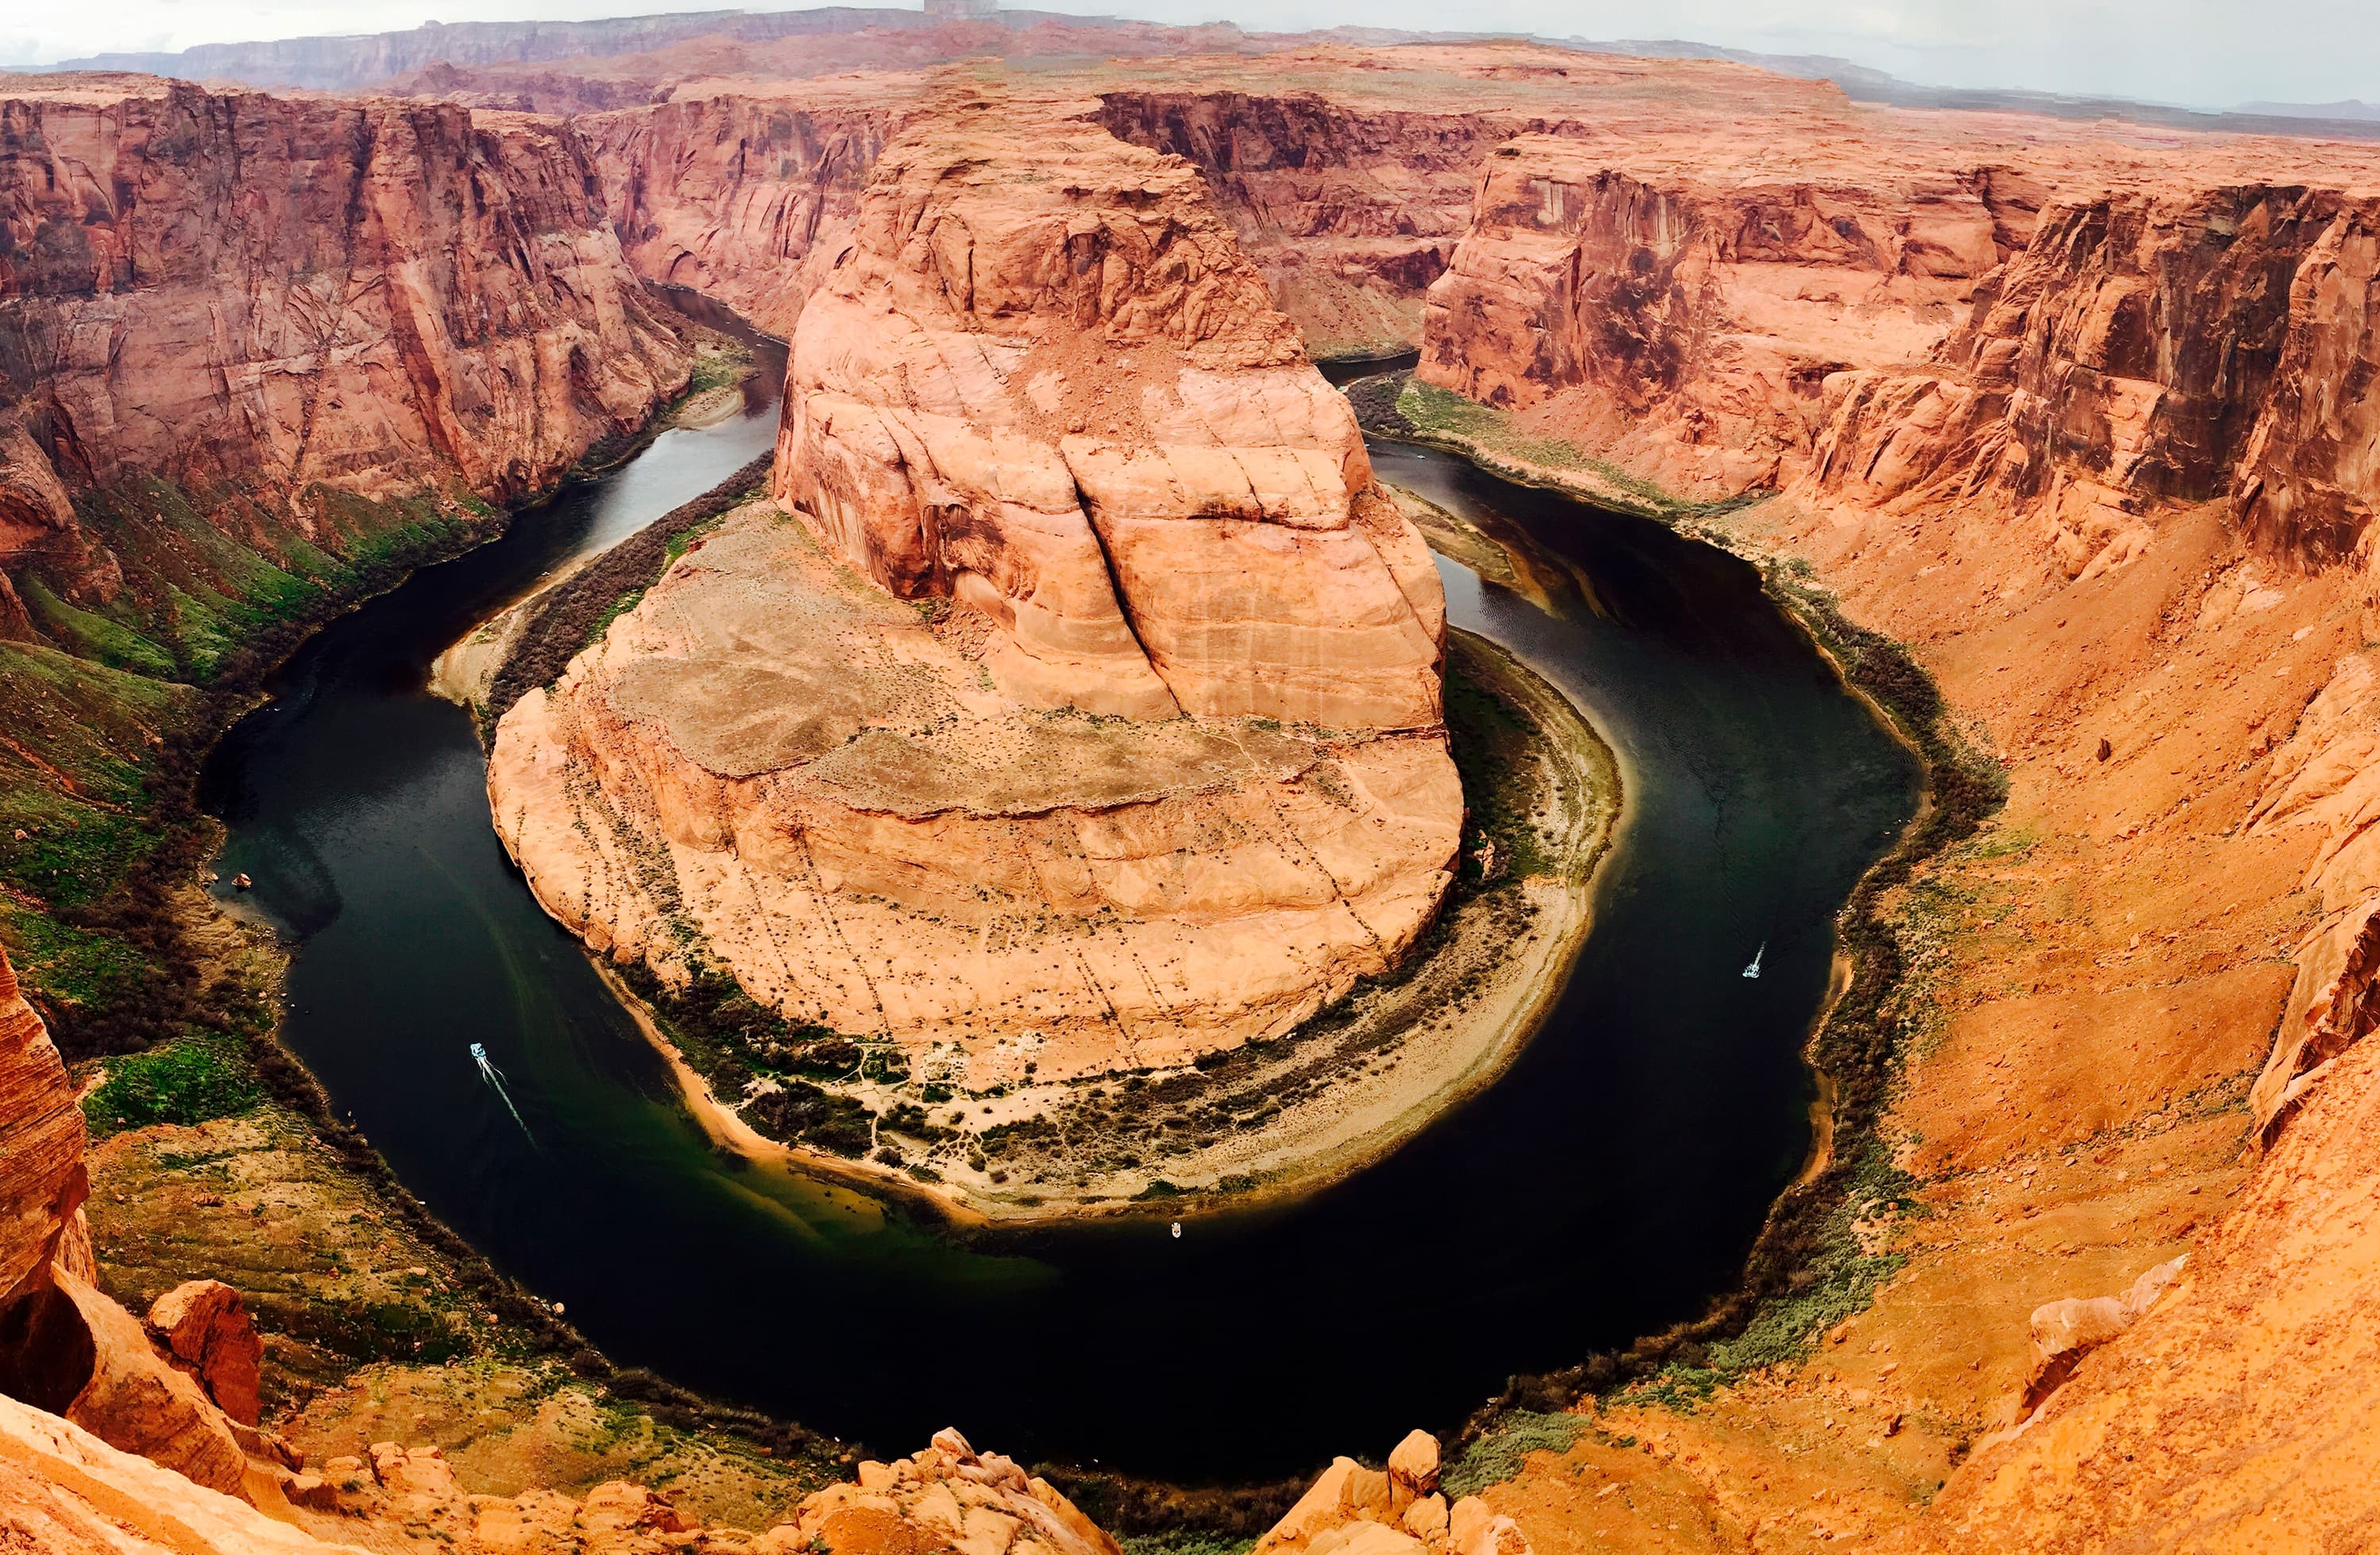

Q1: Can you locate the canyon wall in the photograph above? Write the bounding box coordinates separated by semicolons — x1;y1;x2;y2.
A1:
1799;186;2380;582
1416;134;2016;497
490;102;1460;1119
55;9;963;90
0;946;86;1306
1094;90;1497;356
578;91;896;339
0;75;690;625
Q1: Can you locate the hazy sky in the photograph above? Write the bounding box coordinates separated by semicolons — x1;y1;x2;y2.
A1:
6;0;2374;110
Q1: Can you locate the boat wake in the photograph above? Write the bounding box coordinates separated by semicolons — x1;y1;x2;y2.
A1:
470;1042;536;1145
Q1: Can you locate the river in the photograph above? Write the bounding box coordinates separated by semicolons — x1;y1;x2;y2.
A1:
197;344;1918;1484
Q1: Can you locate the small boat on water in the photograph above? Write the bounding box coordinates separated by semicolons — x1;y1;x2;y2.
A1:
1744;942;1764;979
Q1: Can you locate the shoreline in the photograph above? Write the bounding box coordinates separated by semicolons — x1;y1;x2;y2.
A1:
562;628;1620;1230
44;332;858;1480
1349;376;2005;1419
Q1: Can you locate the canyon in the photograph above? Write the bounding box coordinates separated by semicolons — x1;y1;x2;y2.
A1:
5;18;2380;1554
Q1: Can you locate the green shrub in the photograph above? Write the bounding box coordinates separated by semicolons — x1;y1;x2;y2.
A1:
83;1034;261;1135
586;589;646;646
1120;1534;1257;1555
1442;1410;1589;1499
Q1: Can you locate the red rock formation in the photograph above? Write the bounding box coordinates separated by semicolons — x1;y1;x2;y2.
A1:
774;104;1445;728
0;946;86;1306
492;103;1459;1115
1094;91;1496;356
0;948;270;1506
578;90;896;340
2235;199;2380;563
1798;187;2380;583
1419;133;2003;497
1255;1431;1534;1555
0;74;691;610
0;1392;347;1555
146;1280;263;1428
2010;1255;2186;1418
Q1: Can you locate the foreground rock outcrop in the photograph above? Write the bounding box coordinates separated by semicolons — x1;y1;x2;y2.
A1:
0;944;87;1304
1258;1431;1532;1555
0;949;282;1507
493;102;1459;1119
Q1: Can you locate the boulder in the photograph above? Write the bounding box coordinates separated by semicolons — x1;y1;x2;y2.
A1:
1386;1428;1440;1512
775;1429;1122;1555
53;1267;253;1501
2018;1255;2189;1417
146;1280;263;1427
1255;1435;1530;1555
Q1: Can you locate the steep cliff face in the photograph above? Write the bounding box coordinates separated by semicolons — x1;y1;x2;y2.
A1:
1094;90;1496;356
578;92;896;340
490;106;1458;1139
772;107;1445;728
2235;199;2380;564
0;946;86;1306
1418;134;2006;497
0;75;689;617
1800;186;2380;581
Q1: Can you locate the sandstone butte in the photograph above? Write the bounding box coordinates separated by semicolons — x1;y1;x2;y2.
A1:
488;96;1462;1093
11;32;2380;1552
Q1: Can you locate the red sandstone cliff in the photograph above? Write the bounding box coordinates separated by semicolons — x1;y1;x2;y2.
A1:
1094;90;1496;356
1798;186;2380;581
0;74;690;622
1415;134;2012;498
578;90;896;340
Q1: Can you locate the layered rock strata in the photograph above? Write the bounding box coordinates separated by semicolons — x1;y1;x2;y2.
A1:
493;106;1458;1091
0;944;87;1304
579;90;897;340
1094;91;1498;356
1418;133;2017;498
0;75;691;617
0;956;278;1507
1798;187;2380;582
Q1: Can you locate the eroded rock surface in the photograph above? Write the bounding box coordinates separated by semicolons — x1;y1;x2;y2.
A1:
1257;1432;1532;1555
0;73;690;616
147;1280;265;1427
0;945;86;1304
1800;187;2380;583
1095;91;1495;357
493;104;1458;1100
580;89;895;340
